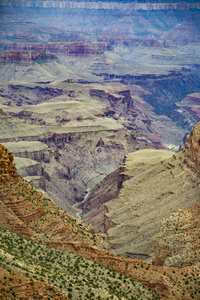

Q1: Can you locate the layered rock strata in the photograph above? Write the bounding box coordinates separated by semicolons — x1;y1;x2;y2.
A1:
0;50;59;65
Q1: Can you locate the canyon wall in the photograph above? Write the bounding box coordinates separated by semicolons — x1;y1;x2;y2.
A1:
0;50;59;64
0;43;112;56
1;1;200;10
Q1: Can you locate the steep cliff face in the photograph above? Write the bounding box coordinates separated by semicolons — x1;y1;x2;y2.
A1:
168;92;200;132
0;144;17;182
104;71;200;117
154;123;200;267
184;122;200;176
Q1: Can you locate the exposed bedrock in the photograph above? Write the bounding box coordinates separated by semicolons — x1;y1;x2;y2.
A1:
154;203;200;268
89;88;133;114
183;122;200;177
0;42;112;56
3;141;48;162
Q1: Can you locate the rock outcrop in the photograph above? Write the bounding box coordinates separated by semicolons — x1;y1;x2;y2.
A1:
184;122;200;175
0;144;17;181
154;203;200;268
168;93;200;131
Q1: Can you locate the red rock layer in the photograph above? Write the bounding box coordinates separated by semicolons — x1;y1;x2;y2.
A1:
1;42;112;56
0;50;59;65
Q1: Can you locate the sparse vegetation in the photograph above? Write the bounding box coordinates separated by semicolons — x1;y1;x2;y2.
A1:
0;227;158;299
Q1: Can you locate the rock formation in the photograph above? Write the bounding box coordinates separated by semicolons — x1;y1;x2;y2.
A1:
0;143;108;246
0;144;17;181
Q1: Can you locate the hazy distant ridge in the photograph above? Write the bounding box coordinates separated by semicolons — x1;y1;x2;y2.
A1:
1;0;200;10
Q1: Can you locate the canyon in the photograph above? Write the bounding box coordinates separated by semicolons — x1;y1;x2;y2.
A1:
0;1;200;299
